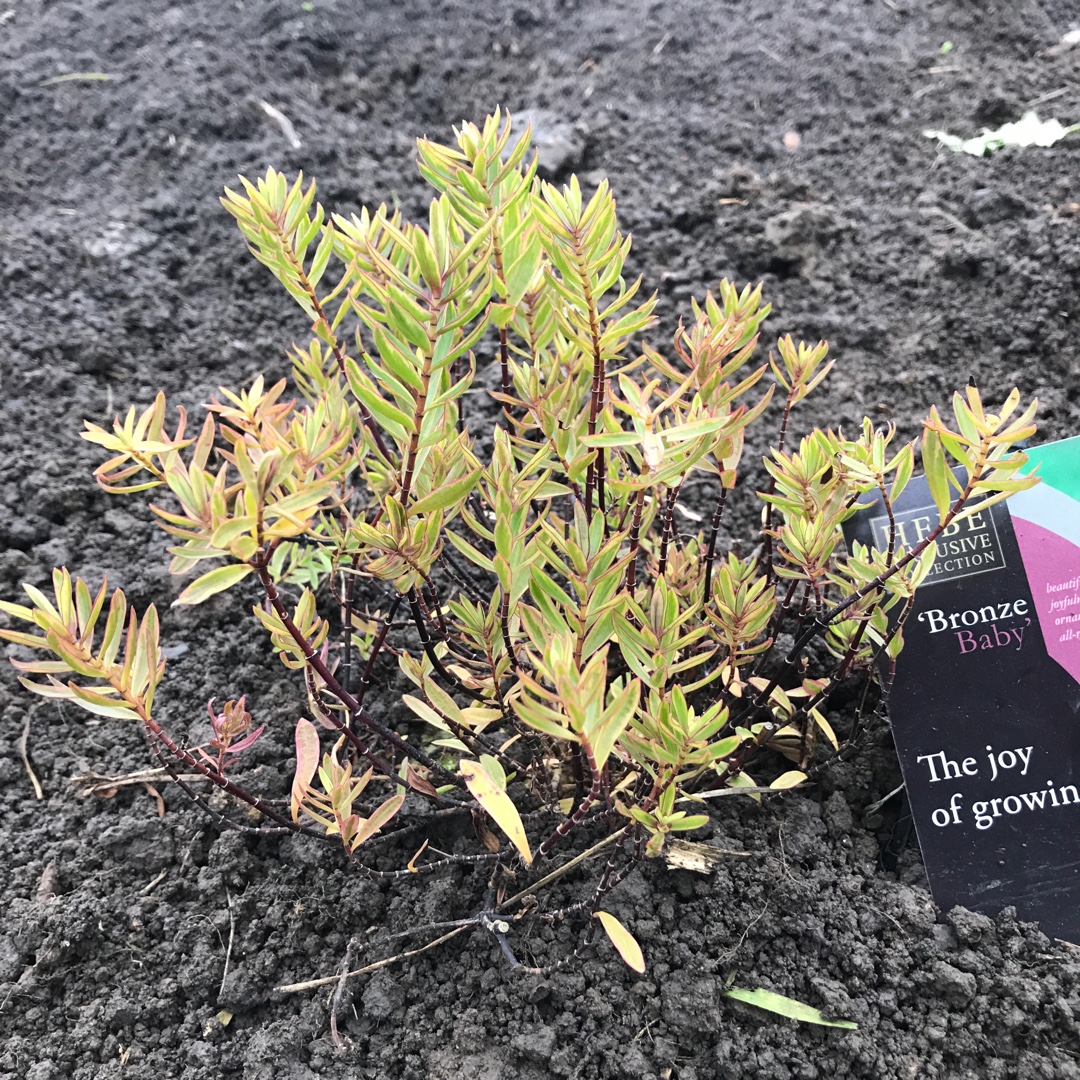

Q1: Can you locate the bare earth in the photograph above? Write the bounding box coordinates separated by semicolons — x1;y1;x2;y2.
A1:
2;1;1080;1077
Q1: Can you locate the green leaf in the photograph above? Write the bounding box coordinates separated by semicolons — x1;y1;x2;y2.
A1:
386;287;432;351
0;599;36;622
514;699;580;744
173;564;254;607
581;431;642;449
595;911;645;973
412;228;442;292
352;382;415;439
445;529;495;573
811;710;839;752
504;229;542;304
349;791;406;850
461;759;532;865
489;302;516;328
373;326;426;392
724;987;858;1030
920;429;950;521
210;517;256;551
407;468;483;518
479;753;507;788
667;814;710;832
402;693;451;731
17;676;78;701
308;224;337;289
0;628;48;650
7;658;70;674
726;772;761;803
65;683;140;720
585;677;638;772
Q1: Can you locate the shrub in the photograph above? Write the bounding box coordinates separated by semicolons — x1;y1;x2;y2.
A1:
0;110;1038;970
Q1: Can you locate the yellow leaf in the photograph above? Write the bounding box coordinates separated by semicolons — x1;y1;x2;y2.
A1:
595;911;645;973
173;563;254;606
727;772;761;803
810;708;839;751
460;759;532;865
407;839;430;872
770;770;807;790
402;693;451;731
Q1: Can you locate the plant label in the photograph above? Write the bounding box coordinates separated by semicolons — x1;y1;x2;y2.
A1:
845;436;1080;941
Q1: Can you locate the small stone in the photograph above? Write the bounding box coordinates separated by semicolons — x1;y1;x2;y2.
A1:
218;962;268;1012
611;1043;652;1079
83;220;157;260
361;971;403;1021
510;1024;557;1062
931;960;977;1005
185;1040;218;1068
26;1062;60;1080
103;508;141;535
661;972;719;1033
98;816;175;874
518;109;585;178
31;538;70;573
823;791;853;837
948;906;995;944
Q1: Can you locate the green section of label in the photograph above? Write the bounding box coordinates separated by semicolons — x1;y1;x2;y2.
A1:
1023;436;1080;501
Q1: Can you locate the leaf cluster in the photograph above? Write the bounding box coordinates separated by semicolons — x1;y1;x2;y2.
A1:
0;109;1040;975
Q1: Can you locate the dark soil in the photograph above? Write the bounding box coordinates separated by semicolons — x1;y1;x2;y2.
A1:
3;1;1080;1077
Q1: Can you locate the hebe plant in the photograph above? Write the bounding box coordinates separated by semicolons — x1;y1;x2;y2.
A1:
0;111;1038;971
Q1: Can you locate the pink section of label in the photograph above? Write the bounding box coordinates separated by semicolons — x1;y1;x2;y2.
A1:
1012;516;1080;684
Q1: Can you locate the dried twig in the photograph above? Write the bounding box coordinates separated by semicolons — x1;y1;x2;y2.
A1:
276;926;470;994
140;869;168;896
275;828;631;995
219;888;236;1003
71;766;201;811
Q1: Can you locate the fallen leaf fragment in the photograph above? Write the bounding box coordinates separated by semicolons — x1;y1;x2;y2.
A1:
40;72;114;86
595;911;646;973
725;986;858;1029
924;111;1080;156
19;716;44;800
664;838;750;874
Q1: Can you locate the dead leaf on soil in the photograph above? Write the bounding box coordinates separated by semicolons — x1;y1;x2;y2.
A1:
725;986;858;1029
258;99;302;149
924;111;1080;156
664;838;750;874
35;862;59;903
595;911;646;973
40;72;115;86
19;716;43;801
